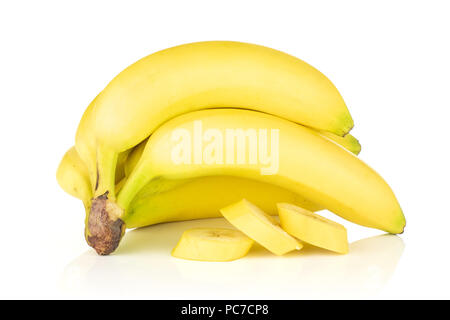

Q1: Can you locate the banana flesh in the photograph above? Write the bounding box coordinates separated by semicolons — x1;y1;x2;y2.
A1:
278;203;349;254
119;109;405;236
220;199;302;255
319;131;361;155
172;228;254;262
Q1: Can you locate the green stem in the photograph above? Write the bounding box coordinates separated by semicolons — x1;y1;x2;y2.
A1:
94;145;118;199
117;163;155;211
85;145;126;255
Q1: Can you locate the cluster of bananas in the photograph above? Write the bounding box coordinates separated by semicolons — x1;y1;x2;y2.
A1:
57;41;405;258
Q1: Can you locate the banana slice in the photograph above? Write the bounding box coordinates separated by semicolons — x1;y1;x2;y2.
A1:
220;199;302;255
171;228;254;262
278;203;349;254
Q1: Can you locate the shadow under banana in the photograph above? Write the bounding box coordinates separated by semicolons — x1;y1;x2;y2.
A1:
60;218;404;299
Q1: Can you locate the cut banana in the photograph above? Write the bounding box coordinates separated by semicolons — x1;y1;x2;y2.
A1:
220;199;302;255
172;228;254;262
278;203;348;254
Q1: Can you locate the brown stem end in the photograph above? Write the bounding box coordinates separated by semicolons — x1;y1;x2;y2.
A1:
86;192;125;255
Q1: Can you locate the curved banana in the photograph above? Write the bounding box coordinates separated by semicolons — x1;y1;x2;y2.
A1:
57;131;361;231
123;129;361;227
319;131;361;155
75;102;97;191
75;100;132;190
92;41;352;152
108;109;404;255
122;128;361;227
58;126;360;211
56;147;92;209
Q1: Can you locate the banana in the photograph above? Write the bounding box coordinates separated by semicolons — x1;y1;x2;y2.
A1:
319;131;361;155
109;109;405;255
74;41;354;252
171;228;254;262
220;199;302;256
59;125;360;207
56;147;92;209
60;129;359;215
278;203;348;254
91;41;352;157
75;100;131;189
122;127;361;227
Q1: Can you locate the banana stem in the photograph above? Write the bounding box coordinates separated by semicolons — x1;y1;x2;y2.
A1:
117;166;156;211
86;146;126;255
94;146;118;198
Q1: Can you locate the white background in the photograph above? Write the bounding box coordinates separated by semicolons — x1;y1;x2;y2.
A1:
0;1;449;299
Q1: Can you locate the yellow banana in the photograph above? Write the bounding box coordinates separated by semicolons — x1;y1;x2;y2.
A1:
172;228;254;262
111;109;404;256
56;147;92;209
92;41;352;155
56;146;323;228
60;131;356;224
73;41;354;250
60;129;358;213
220;199;302;256
122;127;361;227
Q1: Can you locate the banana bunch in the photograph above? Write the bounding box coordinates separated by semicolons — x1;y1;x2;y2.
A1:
57;41;405;256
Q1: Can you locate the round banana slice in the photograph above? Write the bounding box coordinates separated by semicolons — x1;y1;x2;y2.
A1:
220;199;302;255
278;203;349;254
171;228;254;262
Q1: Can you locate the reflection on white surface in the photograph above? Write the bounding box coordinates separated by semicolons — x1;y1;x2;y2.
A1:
60;218;404;299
